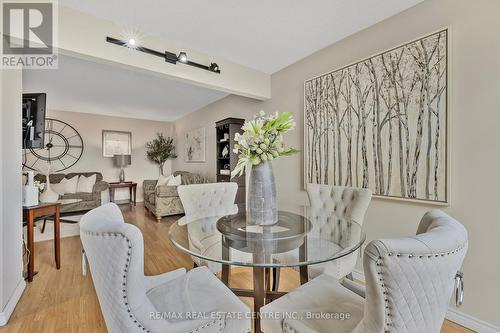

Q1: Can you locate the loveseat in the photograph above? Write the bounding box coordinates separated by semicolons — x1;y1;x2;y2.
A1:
143;171;207;222
34;172;109;214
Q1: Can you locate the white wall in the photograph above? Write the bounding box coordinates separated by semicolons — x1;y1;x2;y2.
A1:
0;69;25;325
173;95;261;179
173;0;500;327
47;110;174;202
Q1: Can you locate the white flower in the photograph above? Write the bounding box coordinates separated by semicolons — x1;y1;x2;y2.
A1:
231;110;297;178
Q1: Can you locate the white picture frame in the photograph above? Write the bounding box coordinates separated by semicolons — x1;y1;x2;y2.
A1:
102;130;132;157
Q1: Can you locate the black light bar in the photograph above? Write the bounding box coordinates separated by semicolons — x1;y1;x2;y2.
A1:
106;36;221;74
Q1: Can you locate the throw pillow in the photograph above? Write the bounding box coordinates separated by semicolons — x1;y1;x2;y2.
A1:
77;174;97;193
156;174;172;188
51;178;67;196
64;176;79;194
167;174;182;186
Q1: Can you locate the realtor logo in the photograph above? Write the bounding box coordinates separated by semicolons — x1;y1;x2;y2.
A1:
1;1;58;68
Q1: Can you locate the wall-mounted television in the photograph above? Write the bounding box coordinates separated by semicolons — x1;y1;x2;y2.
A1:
22;93;46;149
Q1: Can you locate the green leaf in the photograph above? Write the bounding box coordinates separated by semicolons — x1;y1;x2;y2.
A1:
231;157;248;178
280;148;300;156
146;133;177;167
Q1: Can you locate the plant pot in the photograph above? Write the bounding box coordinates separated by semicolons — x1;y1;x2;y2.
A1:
247;161;277;226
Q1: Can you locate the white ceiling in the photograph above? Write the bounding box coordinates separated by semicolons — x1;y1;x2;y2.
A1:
24;1;423;122
22;55;228;121
60;0;423;74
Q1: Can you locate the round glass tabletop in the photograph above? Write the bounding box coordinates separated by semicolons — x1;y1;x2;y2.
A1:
169;206;365;268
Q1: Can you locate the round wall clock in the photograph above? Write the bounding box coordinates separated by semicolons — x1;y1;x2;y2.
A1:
23;118;84;172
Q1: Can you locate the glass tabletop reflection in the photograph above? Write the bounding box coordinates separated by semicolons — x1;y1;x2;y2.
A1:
168;206;365;268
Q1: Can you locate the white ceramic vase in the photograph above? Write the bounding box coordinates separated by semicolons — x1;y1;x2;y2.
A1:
39;174;59;203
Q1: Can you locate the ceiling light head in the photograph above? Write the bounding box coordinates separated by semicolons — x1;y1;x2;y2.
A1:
178;52;188;63
209;62;220;73
106;36;220;74
124;37;140;49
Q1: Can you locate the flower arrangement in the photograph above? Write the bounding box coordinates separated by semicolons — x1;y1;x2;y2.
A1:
33;180;45;193
231;111;298;178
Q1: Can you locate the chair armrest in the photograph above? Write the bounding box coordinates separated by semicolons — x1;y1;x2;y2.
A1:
144;268;186;291
155;185;178;198
143;180;157;192
341;278;366;298
93;180;109;193
92;181;109;203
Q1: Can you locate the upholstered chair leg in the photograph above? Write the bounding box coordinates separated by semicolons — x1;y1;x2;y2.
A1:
156;216;161;223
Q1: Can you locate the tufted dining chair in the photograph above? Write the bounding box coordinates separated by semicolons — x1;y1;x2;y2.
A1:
274;184;371;287
306;183;372;280
260;210;468;333
177;183;240;272
80;203;250;333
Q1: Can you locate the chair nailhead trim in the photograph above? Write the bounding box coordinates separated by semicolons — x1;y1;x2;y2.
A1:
81;230;244;333
375;258;391;332
121;237;152;332
186;319;224;333
376;243;467;332
81;232;152;333
383;244;466;260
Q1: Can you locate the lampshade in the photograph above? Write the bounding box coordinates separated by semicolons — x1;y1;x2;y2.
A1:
113;154;131;167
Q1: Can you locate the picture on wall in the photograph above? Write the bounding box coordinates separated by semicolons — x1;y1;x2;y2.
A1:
304;29;448;203
185;127;206;162
102;130;132;157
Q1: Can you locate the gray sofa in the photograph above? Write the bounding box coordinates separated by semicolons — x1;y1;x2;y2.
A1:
34;172;109;214
143;171;207;222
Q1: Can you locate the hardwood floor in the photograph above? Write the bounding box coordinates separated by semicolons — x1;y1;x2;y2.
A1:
0;204;474;333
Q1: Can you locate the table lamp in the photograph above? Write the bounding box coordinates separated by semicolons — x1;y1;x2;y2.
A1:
113;154;131;182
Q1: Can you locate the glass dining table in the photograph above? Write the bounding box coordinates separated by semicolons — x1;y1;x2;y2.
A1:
169;205;365;333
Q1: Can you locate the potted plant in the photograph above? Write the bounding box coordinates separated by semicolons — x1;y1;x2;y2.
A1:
146;133;177;176
232;111;298;225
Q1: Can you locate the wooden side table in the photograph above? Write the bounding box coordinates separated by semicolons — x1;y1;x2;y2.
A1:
23;202;61;282
108;181;137;206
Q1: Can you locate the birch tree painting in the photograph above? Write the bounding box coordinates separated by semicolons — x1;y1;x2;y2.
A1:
305;30;448;203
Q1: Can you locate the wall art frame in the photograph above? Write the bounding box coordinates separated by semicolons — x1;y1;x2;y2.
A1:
304;28;450;205
185;127;206;162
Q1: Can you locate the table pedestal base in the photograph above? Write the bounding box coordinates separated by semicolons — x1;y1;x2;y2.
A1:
221;264;308;333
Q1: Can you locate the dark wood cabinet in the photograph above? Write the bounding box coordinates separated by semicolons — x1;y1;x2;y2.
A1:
215;118;246;205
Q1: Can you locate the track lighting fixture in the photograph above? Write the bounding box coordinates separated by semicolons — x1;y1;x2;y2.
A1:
106;36;221;74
